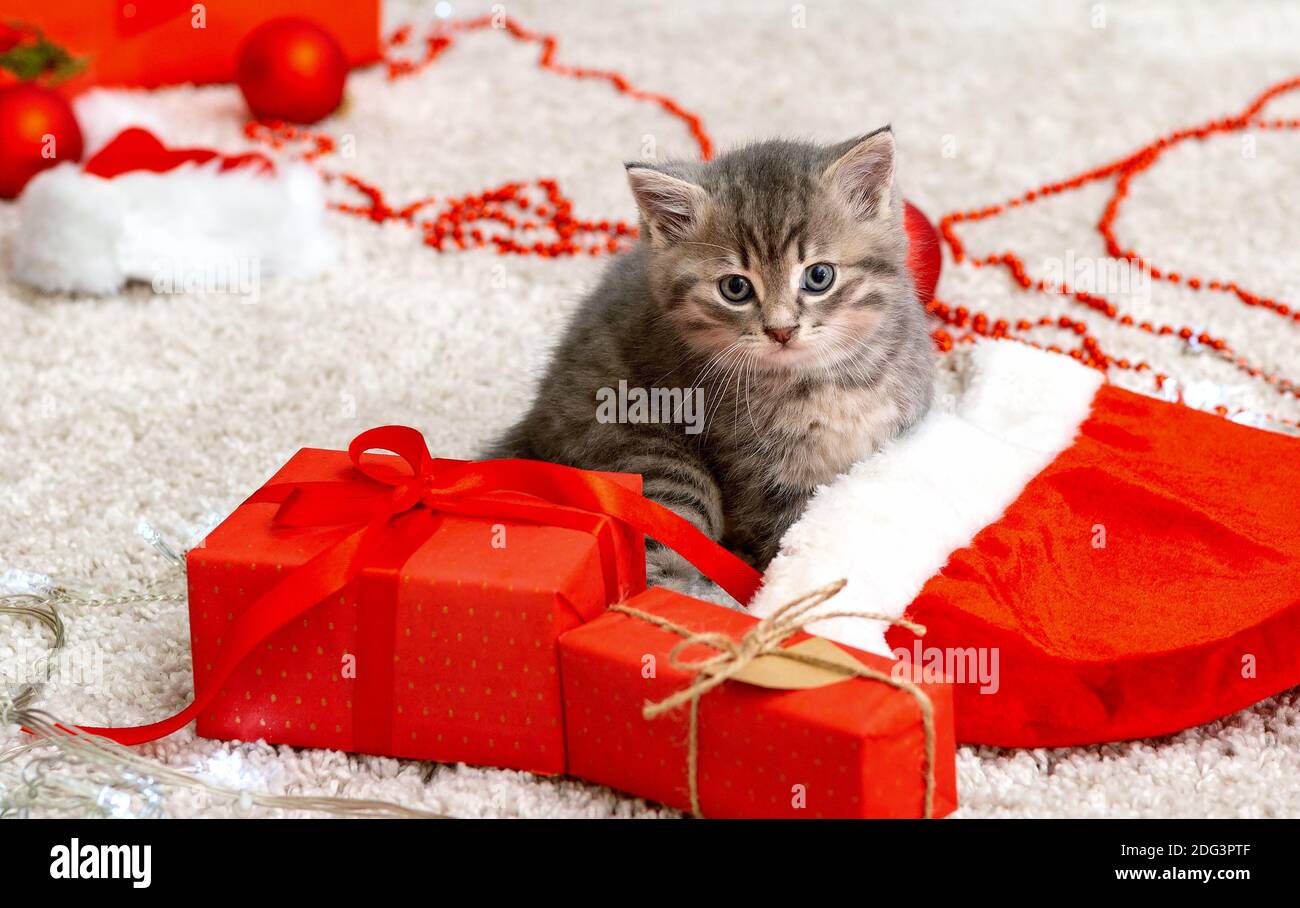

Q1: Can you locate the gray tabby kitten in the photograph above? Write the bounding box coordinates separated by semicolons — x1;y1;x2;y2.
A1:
491;127;934;584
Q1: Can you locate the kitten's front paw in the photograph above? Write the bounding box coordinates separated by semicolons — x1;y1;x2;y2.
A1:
645;548;737;605
645;560;696;594
645;542;718;594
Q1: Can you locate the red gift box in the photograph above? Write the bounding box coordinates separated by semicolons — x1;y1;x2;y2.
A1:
184;457;636;773
558;585;958;818
3;0;381;91
77;426;762;777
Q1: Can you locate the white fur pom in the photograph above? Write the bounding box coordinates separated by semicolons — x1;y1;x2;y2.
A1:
12;166;128;295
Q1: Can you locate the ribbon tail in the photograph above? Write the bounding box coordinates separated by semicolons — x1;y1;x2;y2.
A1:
429;461;763;605
76;521;381;745
592;483;762;605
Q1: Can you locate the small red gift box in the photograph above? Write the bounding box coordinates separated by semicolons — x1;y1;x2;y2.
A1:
558;586;958;818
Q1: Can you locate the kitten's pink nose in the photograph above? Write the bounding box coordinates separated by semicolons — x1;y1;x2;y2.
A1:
764;325;798;345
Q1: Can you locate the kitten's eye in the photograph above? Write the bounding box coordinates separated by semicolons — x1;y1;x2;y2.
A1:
802;263;836;293
718;274;754;303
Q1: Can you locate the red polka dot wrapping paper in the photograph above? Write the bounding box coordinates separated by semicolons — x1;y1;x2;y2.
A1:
186;446;645;775
559;587;958;819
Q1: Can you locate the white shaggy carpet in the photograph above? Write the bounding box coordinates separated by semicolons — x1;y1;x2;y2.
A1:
3;0;1299;818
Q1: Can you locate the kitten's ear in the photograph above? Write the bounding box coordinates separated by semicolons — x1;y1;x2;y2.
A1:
823;127;896;220
625;164;708;244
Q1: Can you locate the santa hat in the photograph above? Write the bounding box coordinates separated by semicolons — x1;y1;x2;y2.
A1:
11;127;333;295
753;340;1300;747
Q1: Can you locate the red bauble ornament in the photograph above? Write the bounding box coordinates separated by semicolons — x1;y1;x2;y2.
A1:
0;83;84;199
904;201;942;305
237;18;348;124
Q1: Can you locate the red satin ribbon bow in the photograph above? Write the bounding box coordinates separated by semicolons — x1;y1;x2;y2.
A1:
76;426;762;746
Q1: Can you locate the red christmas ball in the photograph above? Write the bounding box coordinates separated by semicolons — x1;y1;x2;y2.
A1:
0;83;84;199
904;201;942;305
237;18;347;124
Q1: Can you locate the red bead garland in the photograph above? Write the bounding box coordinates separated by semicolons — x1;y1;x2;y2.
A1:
936;76;1300;428
242;16;1296;429
1099;113;1300;327
245;16;715;259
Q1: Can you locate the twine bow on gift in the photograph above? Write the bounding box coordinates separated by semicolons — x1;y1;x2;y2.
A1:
609;580;936;819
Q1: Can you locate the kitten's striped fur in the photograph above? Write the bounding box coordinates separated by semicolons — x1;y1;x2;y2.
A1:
492;129;934;584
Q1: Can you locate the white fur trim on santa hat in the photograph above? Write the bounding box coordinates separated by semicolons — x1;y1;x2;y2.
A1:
11;159;334;296
750;340;1104;657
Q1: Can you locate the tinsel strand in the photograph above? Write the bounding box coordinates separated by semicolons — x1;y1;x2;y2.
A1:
1;562;449;819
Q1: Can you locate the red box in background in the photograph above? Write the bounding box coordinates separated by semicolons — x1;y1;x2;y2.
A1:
187;446;645;776
4;1;381;90
558;587;958;819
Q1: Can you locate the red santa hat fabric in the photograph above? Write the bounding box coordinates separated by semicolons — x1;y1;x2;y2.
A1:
752;340;1300;746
